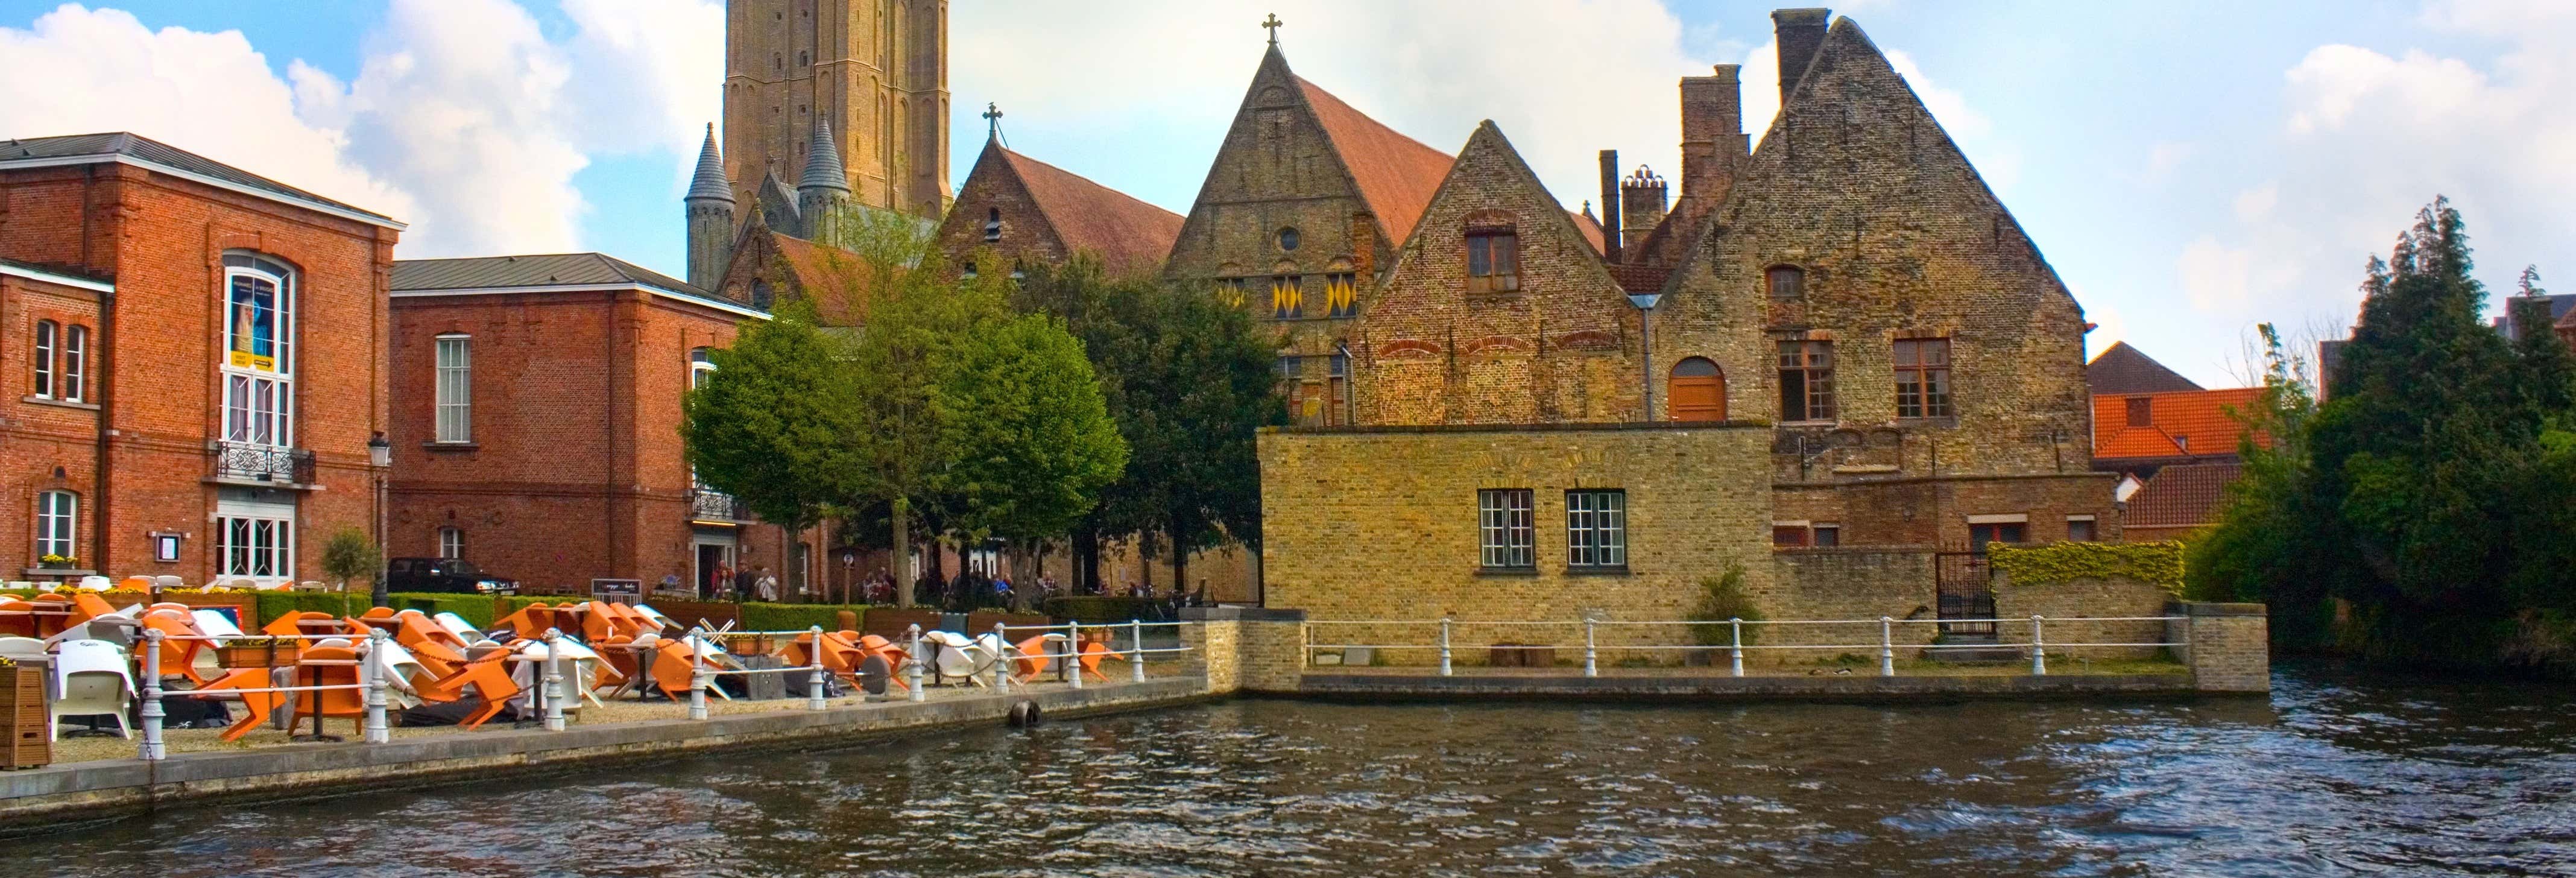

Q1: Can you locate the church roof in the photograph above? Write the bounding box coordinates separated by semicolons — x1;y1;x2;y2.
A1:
766;233;874;324
1569;209;1605;255
798;119;849;192
687;124;733;203
997;147;1185;275
0;131;402;227
2086;341;2204;395
1294;76;1454;246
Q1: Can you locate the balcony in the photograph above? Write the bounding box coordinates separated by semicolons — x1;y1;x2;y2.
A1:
690;487;744;523
208;441;317;487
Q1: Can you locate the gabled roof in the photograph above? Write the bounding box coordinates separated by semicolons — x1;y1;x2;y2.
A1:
765;233;874;325
1379;121;1625;307
2124;460;2244;529
1294;76;1454;246
2087;341;2204;395
391;253;761;317
2092;387;2264;460
1570;209;1606;255
0;131;401;227
996;147;1184;276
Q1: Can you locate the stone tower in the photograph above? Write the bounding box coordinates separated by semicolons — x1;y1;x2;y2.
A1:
797;119;852;242
723;0;950;220
1619;166;1667;254
684;124;737;291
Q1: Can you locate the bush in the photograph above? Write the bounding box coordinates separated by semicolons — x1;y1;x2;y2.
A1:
1687;566;1761;647
739;602;868;634
252;591;364;626
384;593;497;630
1041;596;1169;624
1989;541;2185;593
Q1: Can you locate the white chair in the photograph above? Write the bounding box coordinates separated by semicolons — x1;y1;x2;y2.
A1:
191;610;247;643
153;576;183;591
294;581;329;593
432;612;482;643
75;575;111;591
0;637;45;660
50;639;134;741
919;630;992;685
366;639;431;709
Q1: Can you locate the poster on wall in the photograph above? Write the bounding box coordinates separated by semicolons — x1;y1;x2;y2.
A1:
228;273;279;371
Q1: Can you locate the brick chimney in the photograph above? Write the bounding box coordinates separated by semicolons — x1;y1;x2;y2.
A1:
1678;64;1747;207
1619;167;1667;253
1772;8;1831;103
1597;150;1622;262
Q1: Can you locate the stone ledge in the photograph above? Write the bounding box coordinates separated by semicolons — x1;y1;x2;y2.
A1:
1292;673;2212;703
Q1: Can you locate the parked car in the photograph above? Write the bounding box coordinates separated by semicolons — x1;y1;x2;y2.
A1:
386;557;519;595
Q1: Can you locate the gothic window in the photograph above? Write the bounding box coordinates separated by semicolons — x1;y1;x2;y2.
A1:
1271;273;1303;320
1215;276;1248;309
983;207;1002;242
1478;488;1535;569
1466;227;1520;293
1324;272;1357;318
1767;265;1805;298
1668;357;1726;422
751;279;774;309
1893;338;1953;418
798;51;809;66
1777;340;1836;422
1565;490;1626;568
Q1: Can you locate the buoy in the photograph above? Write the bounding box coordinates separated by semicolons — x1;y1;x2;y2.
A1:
1006;700;1041;728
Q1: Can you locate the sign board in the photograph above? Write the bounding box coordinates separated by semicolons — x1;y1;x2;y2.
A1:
590;578;642;605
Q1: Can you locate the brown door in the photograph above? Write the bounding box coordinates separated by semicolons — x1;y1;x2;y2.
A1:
1668;357;1726;421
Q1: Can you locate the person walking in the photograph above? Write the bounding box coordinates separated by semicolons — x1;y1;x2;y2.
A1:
733;564;757;602
754;566;779;602
706;562;731;601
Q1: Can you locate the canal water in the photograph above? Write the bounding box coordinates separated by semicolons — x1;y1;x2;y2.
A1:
24;664;2576;876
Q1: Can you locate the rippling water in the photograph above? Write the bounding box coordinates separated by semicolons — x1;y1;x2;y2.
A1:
25;664;2576;876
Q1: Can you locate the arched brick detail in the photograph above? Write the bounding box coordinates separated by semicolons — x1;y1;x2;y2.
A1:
1375;338;1443;359
1552;329;1619;350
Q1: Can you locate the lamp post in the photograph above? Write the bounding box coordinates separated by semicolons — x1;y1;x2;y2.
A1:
1627;292;1664;422
367;431;391;608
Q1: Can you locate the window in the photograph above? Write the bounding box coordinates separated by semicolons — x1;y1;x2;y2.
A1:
1668;357;1726;421
2126;396;2153;428
60;325;86;402
215;514;293;582
1324;272;1357;318
221;254;295;447
1969;521;2027;551
31;320;55;399
1893;338;1953;418
36;491;77;561
2066;516;2097;542
690;347;717;390
1767;265;1804;298
1812;523;1841;546
434;335;472;443
1216;276;1248;309
1565;490;1626;568
1772;524;1811;547
1478;489;1535;569
1277;227;1301;251
1327;352;1349;426
1271;273;1303;320
983;207;1002;242
1777;340;1836;422
1466;228;1520;293
438;526;464;560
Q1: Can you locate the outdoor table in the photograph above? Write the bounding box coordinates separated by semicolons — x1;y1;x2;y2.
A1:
288;658;362;743
501;652;569;727
30;608;70;638
595;643;657;701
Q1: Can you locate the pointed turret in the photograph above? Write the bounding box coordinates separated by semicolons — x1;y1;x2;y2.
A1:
685;124;737;291
797;119;851;242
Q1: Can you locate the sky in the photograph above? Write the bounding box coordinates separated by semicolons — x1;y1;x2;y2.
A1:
2;0;2568;387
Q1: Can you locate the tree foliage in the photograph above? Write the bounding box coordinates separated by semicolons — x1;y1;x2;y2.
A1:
681;298;868;534
320;526;382;590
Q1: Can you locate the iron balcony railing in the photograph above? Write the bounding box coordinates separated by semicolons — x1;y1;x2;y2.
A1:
690;488;743;522
210;441;315;484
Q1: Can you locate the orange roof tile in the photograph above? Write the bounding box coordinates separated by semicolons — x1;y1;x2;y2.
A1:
1294;77;1454;247
997;148;1184;276
769;233;874;325
2125;461;2244;529
1569;209;1605;255
2091;387;2265;460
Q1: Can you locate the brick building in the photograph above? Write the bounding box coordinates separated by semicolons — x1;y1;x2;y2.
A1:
722;0;948;220
387;253;803;596
0;133;400;587
933;133;1183;279
2086;342;2260;542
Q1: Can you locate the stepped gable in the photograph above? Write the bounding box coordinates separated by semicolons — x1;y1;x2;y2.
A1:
997;147;1184;275
1294;76;1454;247
2086;341;2203;395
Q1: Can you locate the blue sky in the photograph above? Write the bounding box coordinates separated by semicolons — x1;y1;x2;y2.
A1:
4;1;2568;386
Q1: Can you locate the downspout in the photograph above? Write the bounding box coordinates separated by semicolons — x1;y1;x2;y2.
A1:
605;291;619;576
86;165;113;575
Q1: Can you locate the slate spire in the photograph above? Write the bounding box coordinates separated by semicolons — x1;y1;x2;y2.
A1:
798;119;851;194
687;123;734;203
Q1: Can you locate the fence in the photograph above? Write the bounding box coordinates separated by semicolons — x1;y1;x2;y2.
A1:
1301;614;2187;677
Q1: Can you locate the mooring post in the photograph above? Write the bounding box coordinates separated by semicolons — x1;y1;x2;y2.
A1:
1439;617;1453;677
1878;617;1895;678
1130;619;1146;683
1066;620;1084;689
541;628;566;732
362;627;391;744
2030;615;2048;676
1583;619;1598;678
138;628;166;760
687;625;711;721
807;625;829;710
906;624;927;701
990;622;1010;690
1729;617;1745;678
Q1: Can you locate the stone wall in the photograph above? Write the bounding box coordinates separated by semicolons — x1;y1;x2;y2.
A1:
2170;602;2270;692
1182;607;1306;694
1994;573;2177;661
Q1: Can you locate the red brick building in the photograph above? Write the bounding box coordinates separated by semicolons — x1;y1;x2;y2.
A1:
388;253;801;596
2086;341;2261;542
933;136;1184;279
0;133;400;586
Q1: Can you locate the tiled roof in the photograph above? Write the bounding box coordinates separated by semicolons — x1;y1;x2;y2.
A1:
392;253;757;315
2092;387;2264;460
2124;460;2243;529
2086;341;2204;395
997;148;1184;276
0;131;399;225
0;257;112;287
767;233;874;325
1569;210;1605;255
1293;77;1454;247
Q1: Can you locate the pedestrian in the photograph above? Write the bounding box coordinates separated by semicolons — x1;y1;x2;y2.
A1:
707;563;730;601
754;566;779;602
733;564;757;602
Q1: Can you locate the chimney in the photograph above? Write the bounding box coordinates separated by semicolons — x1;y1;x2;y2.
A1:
1772;8;1831;103
1598;150;1622;263
1678;65;1747;205
1620;167;1667;253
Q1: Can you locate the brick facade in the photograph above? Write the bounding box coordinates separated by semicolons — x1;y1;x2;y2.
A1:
723;0;948;219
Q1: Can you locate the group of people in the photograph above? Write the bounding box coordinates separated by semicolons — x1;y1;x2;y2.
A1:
657;556;1210;611
686;563;778;603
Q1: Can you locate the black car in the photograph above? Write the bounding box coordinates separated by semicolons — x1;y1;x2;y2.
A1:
386;558;519;595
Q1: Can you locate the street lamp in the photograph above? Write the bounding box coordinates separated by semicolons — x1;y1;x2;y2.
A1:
367;431;391;608
1627;292;1664;422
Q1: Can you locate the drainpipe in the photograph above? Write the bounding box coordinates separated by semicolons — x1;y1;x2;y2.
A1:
86;165;114;575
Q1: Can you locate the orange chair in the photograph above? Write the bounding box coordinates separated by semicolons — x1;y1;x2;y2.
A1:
493;604;563;640
262;610;341;639
138;609;211;684
593;634;643;697
645;639;701;701
118;576;154;591
0;598;35;638
412;649;520;730
1008;634;1069;684
1075;640;1117;683
385;615;468;678
63;592;119;628
781;630;863;678
282;645;368;739
193;668;287;742
28;593;73;638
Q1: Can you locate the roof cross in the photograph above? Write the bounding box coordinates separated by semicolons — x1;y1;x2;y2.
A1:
1261;13;1283;46
982;102;1006;147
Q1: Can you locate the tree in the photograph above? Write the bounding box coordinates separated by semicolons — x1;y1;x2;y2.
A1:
681;298;870;542
2186;324;2331;638
936;311;1129;550
321;527;382;601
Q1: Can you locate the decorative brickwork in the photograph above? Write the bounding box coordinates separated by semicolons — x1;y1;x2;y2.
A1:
722;0;948;219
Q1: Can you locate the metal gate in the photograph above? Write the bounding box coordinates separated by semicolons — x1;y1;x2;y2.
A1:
1934;551;1997;637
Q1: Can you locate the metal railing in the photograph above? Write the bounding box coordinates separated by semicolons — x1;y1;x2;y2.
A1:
1301;614;2188;678
688;488;741;522
208;441;315;484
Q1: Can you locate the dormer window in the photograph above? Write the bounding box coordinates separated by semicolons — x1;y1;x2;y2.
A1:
983;208;1002;242
1767;265;1805;298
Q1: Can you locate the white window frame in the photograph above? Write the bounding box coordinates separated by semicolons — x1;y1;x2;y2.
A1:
215;514;294;585
1478;488;1535;569
438;526;464;560
220;254;295;448
36;490;77;561
31;320;55;399
1565;489;1627;567
434;334;473;443
60;324;86;402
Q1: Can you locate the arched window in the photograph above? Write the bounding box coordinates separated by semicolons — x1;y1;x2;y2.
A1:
221;253;296;448
1270;264;1303;320
983;207;1002;242
1668;357;1727;422
31;320;55;399
62;325;86;402
36;490;77;562
1766;264;1805;299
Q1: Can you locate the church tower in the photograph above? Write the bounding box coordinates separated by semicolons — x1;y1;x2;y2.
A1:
722;0;950;220
797;119;853;241
684;125;736;291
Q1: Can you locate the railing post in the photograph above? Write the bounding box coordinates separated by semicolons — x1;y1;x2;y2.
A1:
906;624;926;702
1066;620;1083;689
1130;619;1146;683
1582;619;1598;678
989;622;1009;691
807;625;829;711
2030;615;2047;676
1438;617;1453;677
363;627;391;744
541;628;566;732
687;626;711;721
1878;616;1895;678
138;629;166;760
1729;617;1744;678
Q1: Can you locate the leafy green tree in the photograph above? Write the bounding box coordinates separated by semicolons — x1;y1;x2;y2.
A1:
681;298;870;543
2186;324;2331;637
936;311;1129;551
323;526;382;600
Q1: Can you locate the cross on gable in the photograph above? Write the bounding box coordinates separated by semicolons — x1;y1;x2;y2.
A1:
1261;13;1283;45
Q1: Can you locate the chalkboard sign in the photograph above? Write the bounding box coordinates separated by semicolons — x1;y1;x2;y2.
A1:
590;578;642;605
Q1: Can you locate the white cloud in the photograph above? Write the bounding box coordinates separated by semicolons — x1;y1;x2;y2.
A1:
1;1;721;258
2233;182;2278;223
2146;141;2197;179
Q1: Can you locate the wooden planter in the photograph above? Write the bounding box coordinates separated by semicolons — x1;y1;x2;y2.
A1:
0;662;48;770
722;634;775;656
215;641;297;669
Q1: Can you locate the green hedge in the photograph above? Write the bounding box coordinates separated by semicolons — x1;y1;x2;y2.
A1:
738;603;868;634
253;592;368;625
1041;596;1169;624
383;593;497;630
1989;540;2186;593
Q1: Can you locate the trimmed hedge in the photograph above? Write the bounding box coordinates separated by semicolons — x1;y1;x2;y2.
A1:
1989;540;2186;593
1041;596;1170;624
253;592;368;625
738;602;869;634
384;593;496;630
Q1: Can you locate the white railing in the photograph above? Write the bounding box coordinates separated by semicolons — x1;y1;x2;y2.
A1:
1301;615;2188;678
